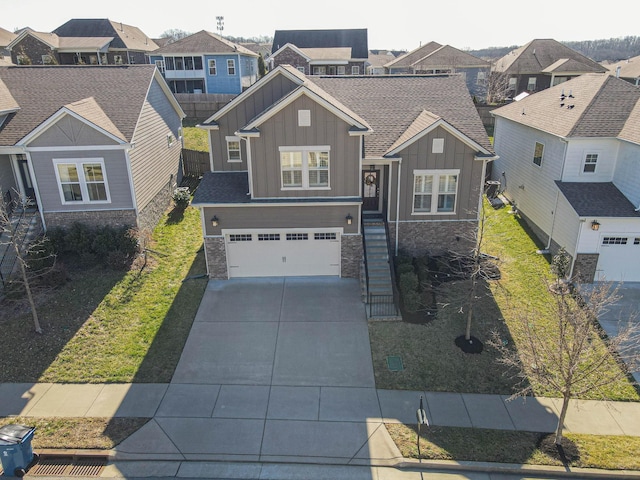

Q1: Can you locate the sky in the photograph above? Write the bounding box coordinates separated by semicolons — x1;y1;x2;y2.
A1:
2;0;638;52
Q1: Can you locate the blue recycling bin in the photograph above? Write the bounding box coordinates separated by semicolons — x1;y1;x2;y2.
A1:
0;425;36;477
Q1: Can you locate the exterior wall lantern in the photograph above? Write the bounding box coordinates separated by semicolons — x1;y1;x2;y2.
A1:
591;220;600;231
211;215;219;227
346;214;353;225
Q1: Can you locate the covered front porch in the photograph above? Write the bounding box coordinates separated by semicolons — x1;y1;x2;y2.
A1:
0;153;37;208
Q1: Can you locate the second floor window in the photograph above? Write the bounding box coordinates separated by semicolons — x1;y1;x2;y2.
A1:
280;147;330;189
351;65;360;75
227;59;236;75
208;59;217;75
533;142;544;167
583;153;598;173
226;137;241;162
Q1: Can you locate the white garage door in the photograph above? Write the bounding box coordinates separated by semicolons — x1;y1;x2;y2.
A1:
225;229;341;278
596;235;640;282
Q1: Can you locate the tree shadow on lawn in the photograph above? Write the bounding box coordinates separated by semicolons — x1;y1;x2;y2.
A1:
0;262;127;383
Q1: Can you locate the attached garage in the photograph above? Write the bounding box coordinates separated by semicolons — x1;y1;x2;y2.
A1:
224;229;342;278
596;235;640;282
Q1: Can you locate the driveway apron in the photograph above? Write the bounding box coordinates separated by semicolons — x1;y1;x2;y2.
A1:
116;277;401;464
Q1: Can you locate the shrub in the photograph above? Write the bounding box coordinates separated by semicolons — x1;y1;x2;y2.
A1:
64;222;94;254
396;262;415;276
172;187;191;210
403;290;422;313
399;271;419;295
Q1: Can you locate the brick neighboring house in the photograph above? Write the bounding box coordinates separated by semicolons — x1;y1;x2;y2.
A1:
269;29;368;75
490;73;640;282
384;41;491;100
492;39;607;100
7;19;158;66
0;65;185;232
192;65;495;281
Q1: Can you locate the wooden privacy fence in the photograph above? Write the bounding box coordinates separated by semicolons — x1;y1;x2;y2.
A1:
182;149;209;177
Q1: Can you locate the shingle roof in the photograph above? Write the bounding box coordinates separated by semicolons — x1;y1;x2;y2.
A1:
191;171;251;204
64;97;126;141
492;73;640;139
52;19;157;52
0;78;19;112
0;65;156;145
0;27;16;48
556;182;640;217
299;47;352;61
606;55;640;80
493;39;606;74
151;30;257;56
310;74;493;157
386;43;487;70
272;29;368;59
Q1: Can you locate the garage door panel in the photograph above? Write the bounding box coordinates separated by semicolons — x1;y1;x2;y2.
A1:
596;235;640;282
225;230;342;278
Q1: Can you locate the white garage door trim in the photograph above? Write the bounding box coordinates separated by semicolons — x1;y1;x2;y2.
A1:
223;228;343;278
596;234;640;282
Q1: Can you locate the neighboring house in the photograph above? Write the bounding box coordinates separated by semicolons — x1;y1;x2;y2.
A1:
192;65;495;280
0;65;185;232
605;55;640;86
148;30;259;94
492;39;607;100
366;50;397;75
269;29;368;75
7;20;158;66
385;42;490;99
0;27;16;65
490;73;640;282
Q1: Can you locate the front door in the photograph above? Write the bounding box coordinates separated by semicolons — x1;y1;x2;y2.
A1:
17;157;36;203
362;170;380;211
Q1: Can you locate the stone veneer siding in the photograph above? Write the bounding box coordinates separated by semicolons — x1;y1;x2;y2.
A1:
573;253;599;283
204;237;228;279
388;221;476;257
137;180;175;233
44;209;137;230
341;234;363;278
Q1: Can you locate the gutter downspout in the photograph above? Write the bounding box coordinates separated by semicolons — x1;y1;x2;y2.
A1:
395;158;402;256
240;136;253;197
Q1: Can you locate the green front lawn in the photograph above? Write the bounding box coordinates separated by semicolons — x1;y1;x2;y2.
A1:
369;198;640;401
0;206;208;383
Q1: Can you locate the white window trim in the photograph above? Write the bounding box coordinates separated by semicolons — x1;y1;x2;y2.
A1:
582;152;599;174
279;146;331;190
53;158;111;205
226;136;242;163
337;66;346;75
533;141;544;168
208;59;217;76
432;138;445;154
411;169;460;215
351;65;360;75
227;59;236;75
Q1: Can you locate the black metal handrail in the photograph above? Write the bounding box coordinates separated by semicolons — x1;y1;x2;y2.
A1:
0;204;41;287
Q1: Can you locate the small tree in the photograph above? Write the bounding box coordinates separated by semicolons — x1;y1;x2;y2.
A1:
492;281;640;447
550;247;571;294
1;195;56;334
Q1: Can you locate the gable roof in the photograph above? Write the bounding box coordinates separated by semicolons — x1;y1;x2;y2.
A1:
299;47;352;62
606;55;640;80
0;78;19;113
310;74;493;157
385;41;442;69
8;28;114;52
492;73;640;140
0;65;179;146
53;19;157;52
151;30;257;57
493;39;606;75
272;29;368;59
63;97;126;141
0;27;16;48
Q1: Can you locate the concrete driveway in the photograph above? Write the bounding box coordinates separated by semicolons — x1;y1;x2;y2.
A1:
579;282;640;383
116;277;400;465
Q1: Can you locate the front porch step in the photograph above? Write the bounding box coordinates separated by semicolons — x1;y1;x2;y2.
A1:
362;216;398;318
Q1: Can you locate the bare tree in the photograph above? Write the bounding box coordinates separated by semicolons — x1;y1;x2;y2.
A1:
159;29;192;44
486;70;513;104
491;281;640;446
1;195;56;334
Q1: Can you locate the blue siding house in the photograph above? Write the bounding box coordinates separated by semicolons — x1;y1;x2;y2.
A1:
149;30;259;95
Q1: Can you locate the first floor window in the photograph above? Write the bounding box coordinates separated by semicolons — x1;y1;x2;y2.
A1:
55;159;109;204
226;136;241;162
413;170;459;214
583;153;598;173
280;147;330;189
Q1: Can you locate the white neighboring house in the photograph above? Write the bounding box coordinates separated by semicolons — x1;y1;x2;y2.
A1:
491;73;640;283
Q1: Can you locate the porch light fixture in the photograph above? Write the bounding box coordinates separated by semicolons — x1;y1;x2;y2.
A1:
591;220;600;231
211;215;219;227
346;213;353;225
